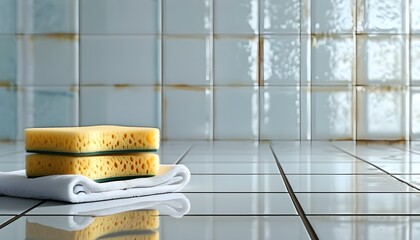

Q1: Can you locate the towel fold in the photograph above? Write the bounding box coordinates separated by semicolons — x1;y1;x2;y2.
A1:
0;164;190;203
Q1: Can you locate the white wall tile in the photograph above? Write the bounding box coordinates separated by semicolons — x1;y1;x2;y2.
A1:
412;0;420;33
260;87;300;140
19;35;78;86
357;35;405;86
214;0;258;34
411;37;420;85
81;36;159;85
18;0;78;34
357;87;406;140
80;86;160;128
311;0;354;34
81;0;159;34
164;0;211;34
214;87;259;140
263;35;300;85
357;0;405;33
214;37;258;86
411;88;420;140
312;87;353;140
260;0;300;34
0;87;17;140
163;37;211;86
164;87;212;140
312;36;354;85
0;36;17;84
0;0;16;33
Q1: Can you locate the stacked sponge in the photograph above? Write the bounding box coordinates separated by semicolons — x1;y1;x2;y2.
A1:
25;125;160;182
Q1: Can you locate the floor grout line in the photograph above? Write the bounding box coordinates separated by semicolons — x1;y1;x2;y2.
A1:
174;144;194;165
0;201;45;229
269;145;319;240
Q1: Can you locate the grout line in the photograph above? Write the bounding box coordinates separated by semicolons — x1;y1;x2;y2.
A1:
269;145;319;240
0;201;45;229
174;144;194;165
184;214;299;217
333;145;420;191
306;213;420;217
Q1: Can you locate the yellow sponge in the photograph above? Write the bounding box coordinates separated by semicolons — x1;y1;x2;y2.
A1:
26;153;159;182
26;210;159;240
25;125;160;155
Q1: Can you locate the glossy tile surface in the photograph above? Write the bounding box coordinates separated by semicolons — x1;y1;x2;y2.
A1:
1;141;420;239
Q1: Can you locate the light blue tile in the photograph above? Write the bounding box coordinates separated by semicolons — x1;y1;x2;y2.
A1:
0;35;17;85
214;87;259;140
19;35;78;86
412;37;420;85
0;0;16;33
81;0;159;34
164;0;211;34
357;0;405;33
412;0;420;33
81;36;160;85
19;0;78;34
214;0;258;34
0;87;17;140
163;36;211;86
260;0;300;34
411;88;420;140
311;0;354;34
80;86;161;128
163;87;212;140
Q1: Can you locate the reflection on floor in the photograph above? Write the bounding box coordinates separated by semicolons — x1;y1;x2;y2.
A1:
1;141;420;239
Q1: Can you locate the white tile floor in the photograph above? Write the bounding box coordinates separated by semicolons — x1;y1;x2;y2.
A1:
1;141;420;239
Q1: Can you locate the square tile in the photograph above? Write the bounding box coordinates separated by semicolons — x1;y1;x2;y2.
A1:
357;87;406;140
0;36;17;85
184;162;279;174
311;0;354;33
18;0;78;34
356;0;405;33
80;86;160;128
0;87;17;141
260;0;300;34
163;87;212;140
263;35;300;85
411;37;420;85
81;0;159;34
81;36;159;85
0;197;41;215
260;87;300;140
214;37;258;86
163;37;211;86
164;0;211;34
357;35;406;86
214;0;258;34
412;89;420;140
19;35;78;86
412;0;420;33
311;35;354;85
0;0;16;33
312;87;353;140
214;87;259;140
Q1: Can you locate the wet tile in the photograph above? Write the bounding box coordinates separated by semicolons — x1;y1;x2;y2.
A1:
163;36;211;86
181;153;275;163
164;0;211;34
81;36;159;85
0;36;17;85
0;87;17;141
163;87;212;140
18;0;78;34
260;87;300;140
184;193;296;215
0;160;25;172
80;86;160;128
0;152;26;163
312;88;353;140
190;141;264;154
275;154;359;163
311;36;354;85
81;0;159;34
182;175;287;192
0;0;16;33
214;37;258;86
19;35;78;86
311;0;354;34
357;35;406;86
260;0;300;34
214;0;258;34
214;87;259;140
309;216;420;240
412;0;420;33
288;174;414;192
0;143;25;157
160;216;310;240
357;0;405;33
263;36;300;85
412;89;420;140
184;162;279;174
297;193;420;214
411;37;420;85
282;161;382;174
271;141;346;155
0;197;41;215
356;87;406;140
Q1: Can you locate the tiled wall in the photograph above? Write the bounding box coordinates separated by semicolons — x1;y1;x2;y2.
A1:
0;0;419;141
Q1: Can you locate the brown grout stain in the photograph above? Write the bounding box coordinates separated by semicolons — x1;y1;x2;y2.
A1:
0;81;12;87
258;36;264;86
167;84;208;91
355;85;408;92
213;34;258;41
356;140;407;145
28;33;79;41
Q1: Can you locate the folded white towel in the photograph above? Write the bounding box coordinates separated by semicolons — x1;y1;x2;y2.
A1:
0;164;190;203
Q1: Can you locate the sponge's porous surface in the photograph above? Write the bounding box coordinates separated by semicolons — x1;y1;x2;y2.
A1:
26;210;159;240
25;125;160;155
26;153;159;181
